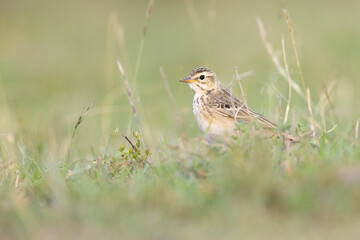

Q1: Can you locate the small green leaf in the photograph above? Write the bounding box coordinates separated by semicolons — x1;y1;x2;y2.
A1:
119;145;125;152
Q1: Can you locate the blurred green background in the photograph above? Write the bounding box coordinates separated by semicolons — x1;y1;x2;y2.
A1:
2;1;360;239
1;0;359;150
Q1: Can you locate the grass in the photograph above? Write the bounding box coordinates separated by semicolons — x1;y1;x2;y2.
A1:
1;126;360;239
1;0;360;239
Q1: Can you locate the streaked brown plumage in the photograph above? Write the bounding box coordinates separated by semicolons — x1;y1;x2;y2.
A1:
180;67;284;139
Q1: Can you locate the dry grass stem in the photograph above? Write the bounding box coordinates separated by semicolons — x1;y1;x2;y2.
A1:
184;0;201;31
0;75;13;132
229;69;254;90
66;101;94;162
159;67;186;141
105;12;117;88
111;14;126;49
355;119;359;139
228;74;236;94
281;35;292;124
322;83;339;123
283;9;306;92
256;18;305;100
317;81;335;110
237;70;254;79
282;159;293;176
103;12;126;143
326;124;337;134
233;66;248;108
143;0;154;38
72;102;94;139
15;170;19;189
228;74;238;122
282;10;321;134
306;88;315;132
320;104;326;132
109;12;132;71
125;0;154;138
132;0;155;97
291;111;296;134
257;17;320;135
116;60;141;130
230;69;253;122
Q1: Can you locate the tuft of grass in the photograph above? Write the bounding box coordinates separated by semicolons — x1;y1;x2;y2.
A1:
91;129;151;178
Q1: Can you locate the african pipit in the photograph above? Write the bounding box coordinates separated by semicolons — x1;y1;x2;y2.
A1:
180;67;293;140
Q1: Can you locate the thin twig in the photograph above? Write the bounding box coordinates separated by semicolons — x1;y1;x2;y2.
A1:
123;135;152;166
355;119;359;139
123;135;138;152
159;67;186;141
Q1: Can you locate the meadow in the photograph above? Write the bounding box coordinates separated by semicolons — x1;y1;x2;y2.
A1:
1;0;360;239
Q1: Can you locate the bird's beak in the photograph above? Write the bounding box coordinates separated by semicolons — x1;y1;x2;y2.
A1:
180;77;199;83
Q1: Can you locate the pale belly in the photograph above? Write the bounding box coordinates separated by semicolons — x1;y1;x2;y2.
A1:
193;96;235;137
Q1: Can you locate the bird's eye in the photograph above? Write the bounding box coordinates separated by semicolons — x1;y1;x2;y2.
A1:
199;75;205;80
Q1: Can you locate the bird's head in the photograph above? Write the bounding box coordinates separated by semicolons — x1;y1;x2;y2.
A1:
180;67;220;95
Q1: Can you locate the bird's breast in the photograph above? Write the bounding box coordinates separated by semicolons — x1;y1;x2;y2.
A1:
192;95;235;137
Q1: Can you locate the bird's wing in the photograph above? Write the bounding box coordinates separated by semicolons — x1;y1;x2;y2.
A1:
207;89;278;129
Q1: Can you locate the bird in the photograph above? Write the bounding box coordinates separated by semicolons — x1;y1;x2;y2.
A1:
180;67;292;141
